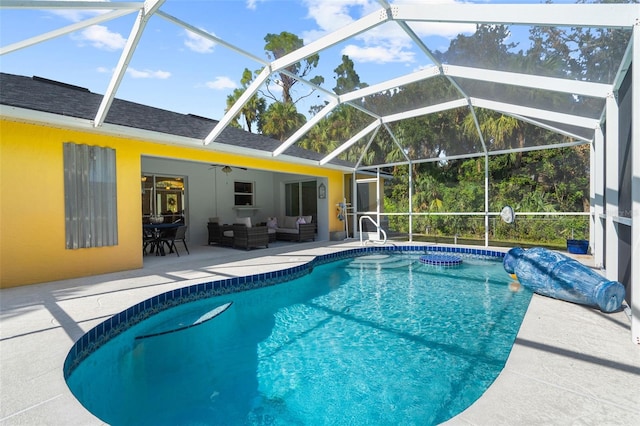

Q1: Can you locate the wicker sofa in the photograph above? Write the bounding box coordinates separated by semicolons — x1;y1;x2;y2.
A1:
267;216;315;242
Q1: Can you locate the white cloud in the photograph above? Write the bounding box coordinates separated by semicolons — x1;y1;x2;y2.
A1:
49;0;111;22
206;76;237;90
184;29;215;53
72;25;126;51
301;0;474;65
301;0;373;43
409;19;476;39
342;44;415;64
96;66;111;73
246;0;267;10
127;68;171;79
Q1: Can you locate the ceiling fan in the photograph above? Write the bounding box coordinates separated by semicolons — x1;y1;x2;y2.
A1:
209;164;248;173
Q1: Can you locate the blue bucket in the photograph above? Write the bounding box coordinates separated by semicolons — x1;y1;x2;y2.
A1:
566;239;589;254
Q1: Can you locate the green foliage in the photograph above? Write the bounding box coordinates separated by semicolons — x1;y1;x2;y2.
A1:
333;55;368;95
262;32;324;105
261;102;306;142
227;17;616;245
225;68;266;132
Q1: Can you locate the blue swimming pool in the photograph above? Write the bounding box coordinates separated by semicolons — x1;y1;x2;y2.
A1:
65;247;532;425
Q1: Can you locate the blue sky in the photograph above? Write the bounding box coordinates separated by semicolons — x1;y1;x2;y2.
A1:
0;0;568;122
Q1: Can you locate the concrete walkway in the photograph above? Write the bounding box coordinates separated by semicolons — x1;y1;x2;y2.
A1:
1;241;638;425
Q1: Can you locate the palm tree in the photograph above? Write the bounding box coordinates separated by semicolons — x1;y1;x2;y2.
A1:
224;68;265;133
261;102;306;142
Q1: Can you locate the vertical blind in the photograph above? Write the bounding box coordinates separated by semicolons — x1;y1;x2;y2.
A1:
63;142;118;249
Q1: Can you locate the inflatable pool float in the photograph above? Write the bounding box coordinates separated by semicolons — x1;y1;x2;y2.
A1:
503;247;625;313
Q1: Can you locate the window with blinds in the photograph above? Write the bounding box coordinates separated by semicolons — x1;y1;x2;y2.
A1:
63;142;118;249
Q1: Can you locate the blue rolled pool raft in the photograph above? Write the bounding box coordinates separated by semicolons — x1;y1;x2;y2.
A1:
503;247;625;313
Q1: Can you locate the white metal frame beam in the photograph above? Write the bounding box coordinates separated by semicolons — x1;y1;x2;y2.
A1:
0;8;136;55
630;24;640;345
604;93;619;284
505;114;593;143
382;99;468;124
93;0;165;127
444;65;611;99
203;65;272;145
320;120;381;165
592;126;605;269
358;139;589;172
273;99;338;157
471;98;599;130
339;66;440;104
355;126;381;170
156;10;268;66
0;1;142;10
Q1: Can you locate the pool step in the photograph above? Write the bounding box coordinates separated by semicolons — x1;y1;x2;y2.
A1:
346;255;416;269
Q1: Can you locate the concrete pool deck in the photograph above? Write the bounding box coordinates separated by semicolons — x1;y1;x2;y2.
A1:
1;241;638;425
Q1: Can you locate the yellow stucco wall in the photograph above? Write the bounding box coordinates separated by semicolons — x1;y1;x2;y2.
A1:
0;119;345;288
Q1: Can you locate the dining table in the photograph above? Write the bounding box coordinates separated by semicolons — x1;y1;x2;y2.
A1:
143;222;181;256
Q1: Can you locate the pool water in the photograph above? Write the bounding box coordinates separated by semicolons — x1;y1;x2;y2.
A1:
66;253;531;425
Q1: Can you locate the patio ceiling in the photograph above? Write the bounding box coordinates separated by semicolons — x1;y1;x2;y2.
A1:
1;1;636;171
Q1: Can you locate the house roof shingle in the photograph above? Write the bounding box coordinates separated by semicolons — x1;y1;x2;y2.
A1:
0;73;351;167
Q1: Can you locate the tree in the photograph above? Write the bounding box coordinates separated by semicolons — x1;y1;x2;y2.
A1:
333;55;367;95
261;102;306;142
225;68;266;132
435;24;518;68
262;32;324;104
300;55;369;155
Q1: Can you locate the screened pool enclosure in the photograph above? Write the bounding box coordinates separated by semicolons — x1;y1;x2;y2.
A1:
1;1;637;342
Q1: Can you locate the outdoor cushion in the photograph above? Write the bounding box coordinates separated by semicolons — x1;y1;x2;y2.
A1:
282;216;298;229
266;217;278;229
276;227;298;235
235;217;251;228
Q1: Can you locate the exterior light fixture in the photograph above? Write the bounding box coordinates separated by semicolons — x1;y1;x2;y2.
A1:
318;182;326;199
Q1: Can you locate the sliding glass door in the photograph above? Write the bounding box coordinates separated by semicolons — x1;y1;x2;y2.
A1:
285;180;317;220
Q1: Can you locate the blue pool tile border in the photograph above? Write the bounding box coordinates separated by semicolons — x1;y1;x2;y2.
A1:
63;245;506;379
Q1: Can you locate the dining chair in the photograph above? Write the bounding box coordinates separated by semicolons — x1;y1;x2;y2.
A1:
142;228;157;255
160;225;189;256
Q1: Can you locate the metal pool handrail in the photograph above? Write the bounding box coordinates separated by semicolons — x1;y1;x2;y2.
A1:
359;215;387;246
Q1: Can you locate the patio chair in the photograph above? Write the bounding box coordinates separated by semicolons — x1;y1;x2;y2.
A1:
208;222;234;246
160;225;189;256
232;224;269;250
142;228;156;255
